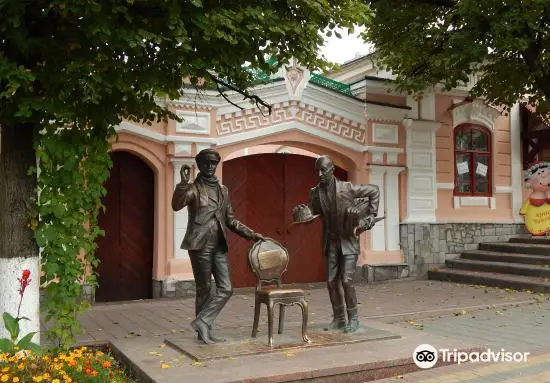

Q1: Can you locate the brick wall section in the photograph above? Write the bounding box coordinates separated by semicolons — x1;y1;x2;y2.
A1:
400;223;528;278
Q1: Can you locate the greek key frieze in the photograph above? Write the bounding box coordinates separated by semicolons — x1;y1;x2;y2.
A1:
217;104;365;143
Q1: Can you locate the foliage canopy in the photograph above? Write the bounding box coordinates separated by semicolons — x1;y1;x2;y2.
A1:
1;0;370;129
364;0;550;119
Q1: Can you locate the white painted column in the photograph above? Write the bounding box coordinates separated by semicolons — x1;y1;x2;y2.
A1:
403;119;441;222
510;103;523;222
369;166;386;251
385;167;405;250
0;257;40;343
171;159;195;260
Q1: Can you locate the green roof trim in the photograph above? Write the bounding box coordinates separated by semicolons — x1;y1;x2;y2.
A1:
309;73;353;96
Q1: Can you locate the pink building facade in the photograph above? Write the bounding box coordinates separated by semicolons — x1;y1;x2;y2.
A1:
98;57;527;301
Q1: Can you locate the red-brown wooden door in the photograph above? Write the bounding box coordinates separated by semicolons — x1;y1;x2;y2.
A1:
95;151;155;302
224;153;347;287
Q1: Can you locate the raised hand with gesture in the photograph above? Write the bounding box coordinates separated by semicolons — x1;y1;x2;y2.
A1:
180;164;191;184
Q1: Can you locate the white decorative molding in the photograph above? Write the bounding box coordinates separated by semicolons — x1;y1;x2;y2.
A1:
420;93;436;120
436;183;455;190
217;102;366;144
372;152;384;163
453;196;496;209
216;120;366;152
385;166;406;250
411;175;435;193
368;166;386;251
174;143;192;155
196;143;212;153
386;152;398;164
406;95;419;119
410;151;434;170
284;64;311;100
368;146;404;154
495;185;513;193
372;123;399;144
175;111;211;134
118;120;404;155
452;100;501;130
365;102;410;123
302;85;365;124
404;119;441;222
510;103;523;221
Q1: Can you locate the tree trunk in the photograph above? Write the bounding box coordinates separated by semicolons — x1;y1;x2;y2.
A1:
0;123;40;344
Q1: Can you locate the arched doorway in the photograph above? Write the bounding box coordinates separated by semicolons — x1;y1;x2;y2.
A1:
223;153;348;287
95;151;155;302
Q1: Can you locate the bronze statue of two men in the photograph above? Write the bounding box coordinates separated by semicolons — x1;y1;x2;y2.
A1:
172;149;380;343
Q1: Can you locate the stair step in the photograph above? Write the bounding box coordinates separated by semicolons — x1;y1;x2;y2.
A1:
478;242;550;256
509;237;550;245
428;269;550;293
461;250;550;265
447;259;550;278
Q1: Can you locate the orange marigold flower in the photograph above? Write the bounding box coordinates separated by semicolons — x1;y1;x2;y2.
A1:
91;370;98;377
84;360;90;366
84;367;92;375
68;360;76;367
102;361;111;369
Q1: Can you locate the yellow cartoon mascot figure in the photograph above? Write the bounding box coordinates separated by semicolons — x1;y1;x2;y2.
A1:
520;162;550;236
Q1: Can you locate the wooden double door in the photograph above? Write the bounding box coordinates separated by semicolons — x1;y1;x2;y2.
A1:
223;154;347;288
95;151;154;302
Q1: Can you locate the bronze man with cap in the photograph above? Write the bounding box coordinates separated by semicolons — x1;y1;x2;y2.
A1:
172;148;264;344
293;155;380;333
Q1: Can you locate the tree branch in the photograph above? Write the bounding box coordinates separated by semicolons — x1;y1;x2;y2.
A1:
209;73;272;116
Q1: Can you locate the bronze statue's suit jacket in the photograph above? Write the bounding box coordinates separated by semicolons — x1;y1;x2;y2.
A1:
171;180;255;251
308;179;380;255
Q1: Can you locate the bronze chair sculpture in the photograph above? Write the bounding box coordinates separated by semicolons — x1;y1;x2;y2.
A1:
248;239;310;347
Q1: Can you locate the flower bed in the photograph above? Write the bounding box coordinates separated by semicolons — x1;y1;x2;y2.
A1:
0;346;134;382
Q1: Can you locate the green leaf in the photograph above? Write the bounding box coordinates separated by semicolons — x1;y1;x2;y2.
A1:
16;332;37;349
0;339;14;353
3;312;20;341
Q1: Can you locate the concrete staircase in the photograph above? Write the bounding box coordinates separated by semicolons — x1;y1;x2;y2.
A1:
428;237;550;293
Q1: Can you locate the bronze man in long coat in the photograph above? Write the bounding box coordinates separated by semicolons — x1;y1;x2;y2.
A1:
172;149;264;344
294;155;380;333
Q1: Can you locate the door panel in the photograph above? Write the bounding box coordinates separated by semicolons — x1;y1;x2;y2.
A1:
224;153;347;288
95;151;154;302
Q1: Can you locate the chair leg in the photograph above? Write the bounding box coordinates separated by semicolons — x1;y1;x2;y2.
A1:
267;301;275;347
300;298;311;343
251;296;261;338
278;305;285;334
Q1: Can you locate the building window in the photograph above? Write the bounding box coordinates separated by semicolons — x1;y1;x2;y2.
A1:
454;125;492;196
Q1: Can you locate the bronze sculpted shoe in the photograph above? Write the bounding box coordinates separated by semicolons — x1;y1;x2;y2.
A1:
324;305;346;331
191;318;216;344
196;328;226;343
344;308;360;333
